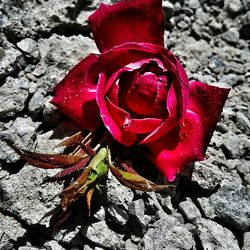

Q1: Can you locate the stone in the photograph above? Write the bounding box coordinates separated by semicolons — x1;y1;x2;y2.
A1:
18;246;45;250
105;171;134;210
162;1;174;20
242;232;250;250
0;117;38;163
28;89;46;117
0;212;26;249
195;218;240;250
240;11;250;40
142;215;195;250
179;198;201;222
44;240;66;250
0;76;29;118
107;204;129;227
219;73;244;87
222;28;240;44
209;57;225;74
36;34;98;92
224;0;243;16
235;112;250;135
0;35;23;79
17;38;40;61
0;229;14;250
52;226;84;246
198;183;250;231
0;164;62;226
191;161;242;190
128;199;148;236
0;212;26;241
221;133;249;159
185;0;201;9
82;220;125;249
195;8;209;24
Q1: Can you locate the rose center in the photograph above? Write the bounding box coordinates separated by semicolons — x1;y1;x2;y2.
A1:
119;71;169;118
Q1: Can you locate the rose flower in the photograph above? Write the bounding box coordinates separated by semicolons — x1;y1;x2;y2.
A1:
51;0;230;181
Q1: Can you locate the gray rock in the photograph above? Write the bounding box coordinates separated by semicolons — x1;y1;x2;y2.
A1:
142;215;195;250
28;89;46;117
192;21;212;40
128;199;148;236
0;76;29;118
36;34;98;92
240;11;250;40
42;96;64;127
243;0;250;10
242;232;250;250
209;18;223;33
198;183;250;231
0;117;38;163
221;133;249;159
209;57;225;74
237;160;250;175
179;198;201;222
191;161;242;190
162;1;174;20
17;38;40;60
18;246;45;250
82;220;125;249
106;171;134;210
0;163;62;226
195;8;209;24
219;73;244;87
224;0;244;16
0;212;26;241
0;35;23;79
44;240;66;250
107;204;129;227
195;218;240;250
185;0;201;9
222;28;240;44
125;239;137;250
235;112;250;135
0;229;14;250
52;226;84;246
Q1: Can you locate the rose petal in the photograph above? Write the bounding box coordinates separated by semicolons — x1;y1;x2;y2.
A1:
106;98;163;134
51;54;101;130
188;80;230;152
146;110;204;181
88;0;164;52
96;73;137;146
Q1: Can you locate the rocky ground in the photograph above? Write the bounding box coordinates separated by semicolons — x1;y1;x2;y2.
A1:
0;0;249;249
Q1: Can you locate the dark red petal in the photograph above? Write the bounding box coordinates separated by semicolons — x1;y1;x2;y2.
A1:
146;110;204;181
188;81;230;152
88;0;164;52
96;73;137;146
106;98;163;134
51;54;101;130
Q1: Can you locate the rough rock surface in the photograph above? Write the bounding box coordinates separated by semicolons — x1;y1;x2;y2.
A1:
0;0;249;249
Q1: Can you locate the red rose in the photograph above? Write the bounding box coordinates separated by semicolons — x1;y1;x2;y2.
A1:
51;0;229;181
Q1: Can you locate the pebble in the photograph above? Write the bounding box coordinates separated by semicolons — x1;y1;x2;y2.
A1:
195;218;240;250
198;183;250;231
179;198;201;222
222;27;240;44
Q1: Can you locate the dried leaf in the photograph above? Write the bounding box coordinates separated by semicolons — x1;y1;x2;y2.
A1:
79;142;95;156
55;131;86;148
109;164;170;192
86;187;95;216
7;142;84;168
61;166;92;210
51;156;91;179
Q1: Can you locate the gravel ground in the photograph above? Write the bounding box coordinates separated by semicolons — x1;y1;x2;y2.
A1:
0;0;249;249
